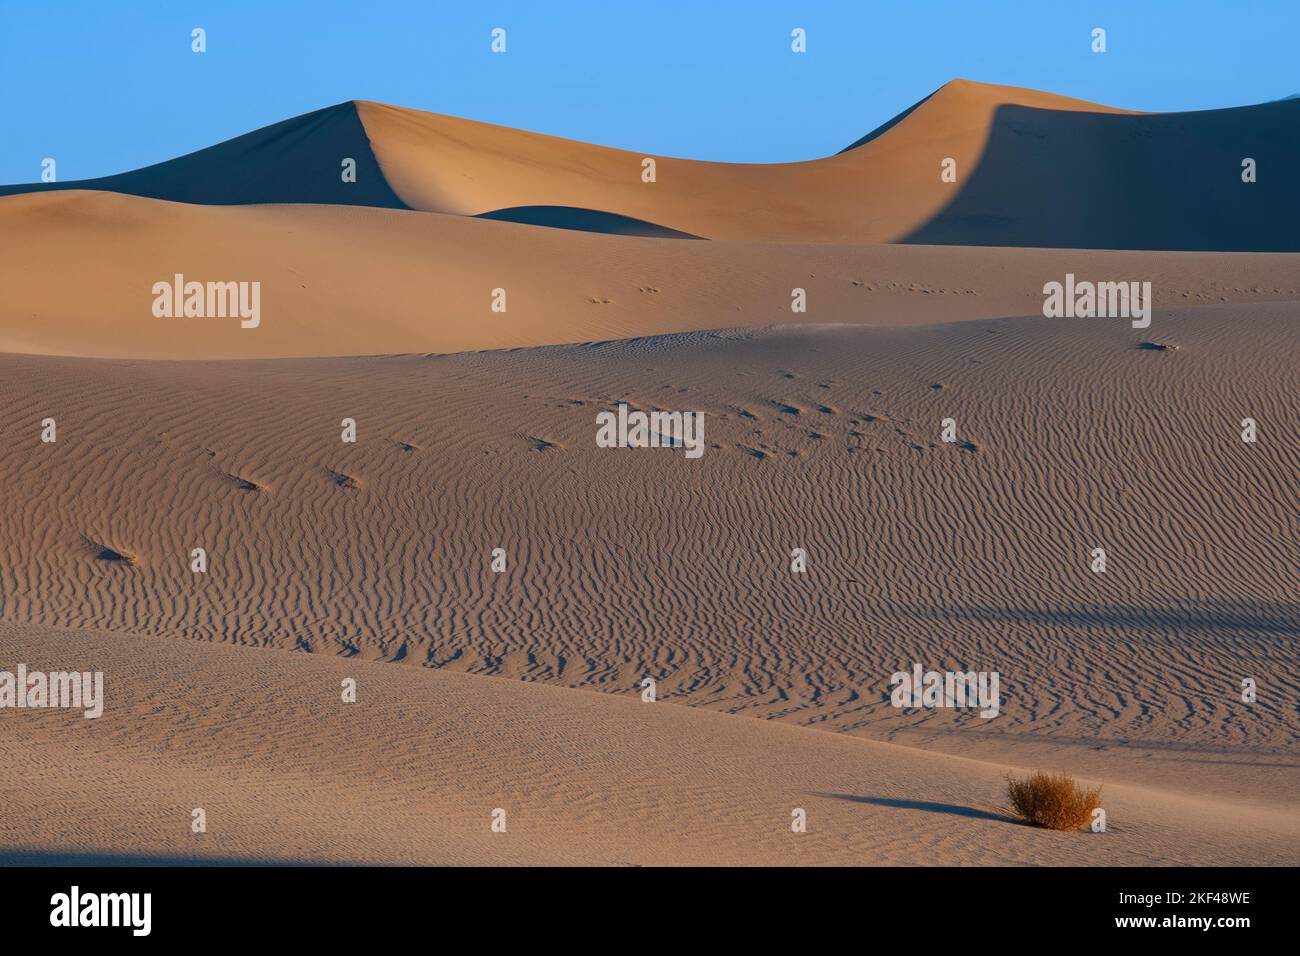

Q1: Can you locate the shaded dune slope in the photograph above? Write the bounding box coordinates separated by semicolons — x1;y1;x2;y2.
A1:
475;205;704;238
3;80;1297;248
0;102;406;210
905;97;1300;250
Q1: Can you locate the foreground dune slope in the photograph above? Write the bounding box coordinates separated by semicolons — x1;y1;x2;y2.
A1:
3;80;1298;247
2;622;1294;866
1;307;1295;817
4;189;1300;359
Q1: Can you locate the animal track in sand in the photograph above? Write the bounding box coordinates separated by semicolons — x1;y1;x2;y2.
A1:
850;279;978;296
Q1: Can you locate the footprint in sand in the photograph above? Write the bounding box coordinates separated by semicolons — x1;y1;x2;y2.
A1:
220;471;264;492
83;535;137;565
328;469;361;489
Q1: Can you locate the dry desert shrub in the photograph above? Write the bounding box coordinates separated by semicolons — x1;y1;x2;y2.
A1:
1006;771;1103;831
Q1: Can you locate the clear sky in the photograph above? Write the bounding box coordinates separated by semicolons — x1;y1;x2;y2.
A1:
1;0;1296;183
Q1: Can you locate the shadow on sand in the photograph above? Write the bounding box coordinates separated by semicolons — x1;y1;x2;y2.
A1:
815;793;1025;826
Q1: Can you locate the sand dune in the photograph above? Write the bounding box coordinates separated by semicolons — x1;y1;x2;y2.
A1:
3;80;1298;248
4;189;1300;359
3;622;1294;866
1;306;1295;829
0;102;406;210
2;79;1296;867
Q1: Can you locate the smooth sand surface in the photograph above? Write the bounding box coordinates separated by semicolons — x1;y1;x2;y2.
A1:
4;190;1300;358
1;80;1296;865
3;622;1295;866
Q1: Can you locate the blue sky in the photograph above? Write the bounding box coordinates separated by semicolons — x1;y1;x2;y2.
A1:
1;0;1295;182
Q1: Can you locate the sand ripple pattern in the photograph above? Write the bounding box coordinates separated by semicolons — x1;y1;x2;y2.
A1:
1;305;1296;760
